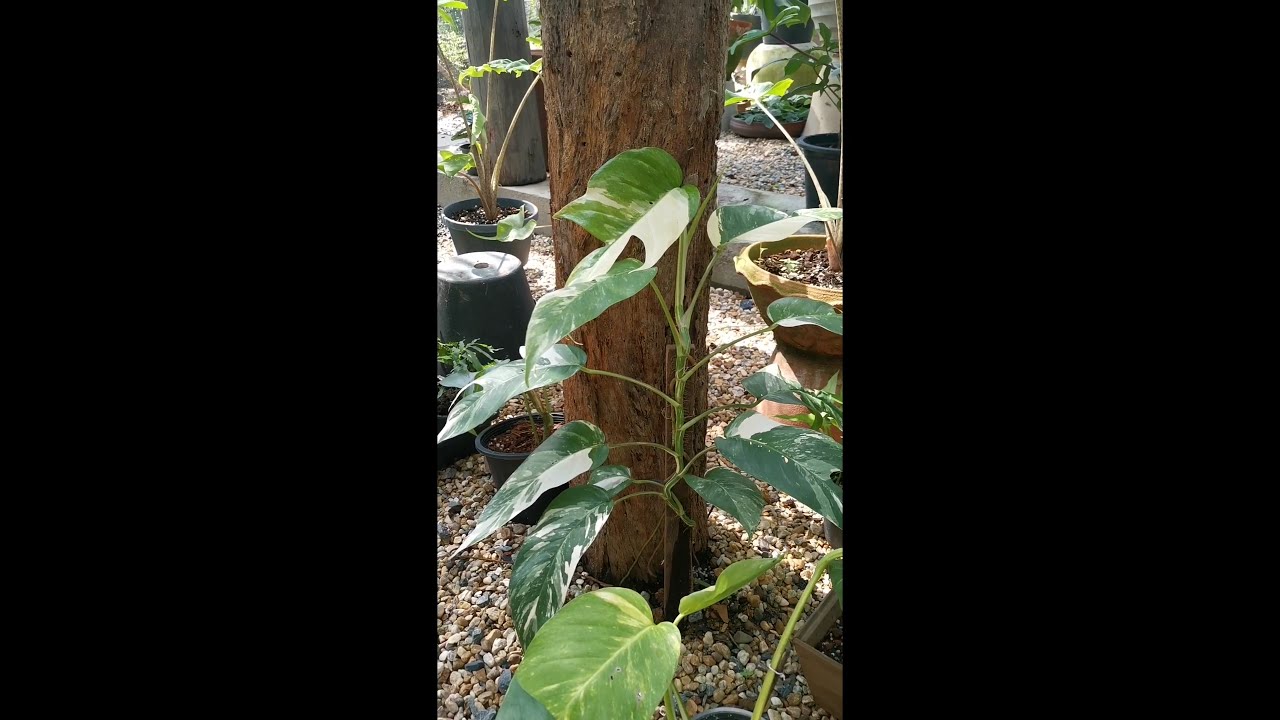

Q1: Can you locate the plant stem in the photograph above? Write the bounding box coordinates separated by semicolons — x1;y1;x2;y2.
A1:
582;367;680;409
750;548;844;720
671;681;690;720
679;402;760;433
649;280;682;352
489;72;543;197
681;324;778;381
756;102;830;210
609;442;683;461
616;491;669;502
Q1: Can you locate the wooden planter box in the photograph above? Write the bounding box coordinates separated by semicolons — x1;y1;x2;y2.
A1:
793;591;842;718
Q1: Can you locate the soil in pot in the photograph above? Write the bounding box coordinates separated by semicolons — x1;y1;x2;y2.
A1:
756;246;842;289
437;386;459;416
447;204;524;225
816;616;844;663
477;413;567;525
484;417;564;453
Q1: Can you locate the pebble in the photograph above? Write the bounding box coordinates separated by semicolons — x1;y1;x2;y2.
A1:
733;630;754;645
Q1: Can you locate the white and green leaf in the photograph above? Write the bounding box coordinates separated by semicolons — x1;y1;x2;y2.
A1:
685;468;765;536
708;205;843;248
522;259;657;383
587;465;634;498
437;345;587;443
454;421;609;556
716;412;843;528
678;556;781;617
519;587;680;720
767;297;843;335
468;208;536;242
510;485;615;646
554;147;699;283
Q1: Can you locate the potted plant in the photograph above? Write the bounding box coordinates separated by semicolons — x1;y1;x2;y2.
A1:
435;147;842;719
729;94;810;139
436;338;501;470
436;0;543;265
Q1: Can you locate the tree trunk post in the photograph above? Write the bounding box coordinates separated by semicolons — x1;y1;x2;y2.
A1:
542;0;729;617
461;0;547;185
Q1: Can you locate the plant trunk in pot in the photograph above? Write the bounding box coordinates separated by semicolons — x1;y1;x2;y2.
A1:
441;198;538;266
793;590;843;718
475;413;567;526
437;251;535;364
734;234;842;357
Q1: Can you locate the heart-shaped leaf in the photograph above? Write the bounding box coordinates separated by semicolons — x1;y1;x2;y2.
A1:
685;468;765;536
522;259;656;383
716;412;843;528
454;421;609;556
766;297;843;335
587;465;633;498
828;558;843;609
554;147;699;284
511;485;615;646
437;149;475;177
437;345;587;443
520;587;680;720
496;676;553;720
678;556;781;617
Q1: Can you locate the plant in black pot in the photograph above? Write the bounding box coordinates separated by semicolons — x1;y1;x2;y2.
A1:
436;0;543;265
437;343;585;526
436;338;501;470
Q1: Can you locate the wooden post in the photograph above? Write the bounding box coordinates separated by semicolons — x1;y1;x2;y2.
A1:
461;0;547;186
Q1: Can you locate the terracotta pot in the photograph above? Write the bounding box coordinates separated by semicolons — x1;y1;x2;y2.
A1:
794;592;842;718
734;235;842;357
729;115;808;139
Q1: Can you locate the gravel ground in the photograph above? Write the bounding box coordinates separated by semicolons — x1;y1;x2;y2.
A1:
436;221;840;719
716;132;806;197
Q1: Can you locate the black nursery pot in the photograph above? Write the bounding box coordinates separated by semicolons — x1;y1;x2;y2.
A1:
796;133;840;210
437;251;535;364
762;0;814;45
441;198;537;266
476;413;566;526
691;708;754;719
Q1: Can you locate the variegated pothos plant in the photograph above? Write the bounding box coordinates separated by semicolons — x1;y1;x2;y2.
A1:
440;147;844;720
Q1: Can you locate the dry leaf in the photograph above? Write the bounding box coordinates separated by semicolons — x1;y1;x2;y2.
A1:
713;604;728;623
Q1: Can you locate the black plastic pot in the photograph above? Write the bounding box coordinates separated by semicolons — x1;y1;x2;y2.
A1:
762;0;814;45
691;708;753;719
441;198;537;266
797;133;840;210
477;413;566;526
437;251;535;364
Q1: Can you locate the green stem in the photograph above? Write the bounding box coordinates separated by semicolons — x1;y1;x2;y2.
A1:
609;442;682;461
679;402;760;433
681;324;778;382
582;367;680;409
670;681;690;720
649;280;682;351
750;548;844;720
616;491;668;502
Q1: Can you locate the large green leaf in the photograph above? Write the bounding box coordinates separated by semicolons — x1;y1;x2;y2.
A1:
520;587;680;720
716;412;843;528
554;147;699;283
678;556;781;616
742;367;804;404
587;465;633;499
766;297;843;335
725;79;793;107
510;486;615;646
706;206;840;248
685;468;765;536
436;0;467;27
522;260;657;383
829;559;843;609
453;421;609;556
437;149;475;176
496;676;553;720
437;345;587;443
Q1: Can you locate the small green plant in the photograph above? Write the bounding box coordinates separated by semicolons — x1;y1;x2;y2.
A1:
436;0;543;237
437;339;499;400
735;94;810;127
439;147;844;720
778;256;802;274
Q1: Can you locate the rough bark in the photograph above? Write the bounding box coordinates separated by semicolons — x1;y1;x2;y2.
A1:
461;0;547;185
542;0;729;600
